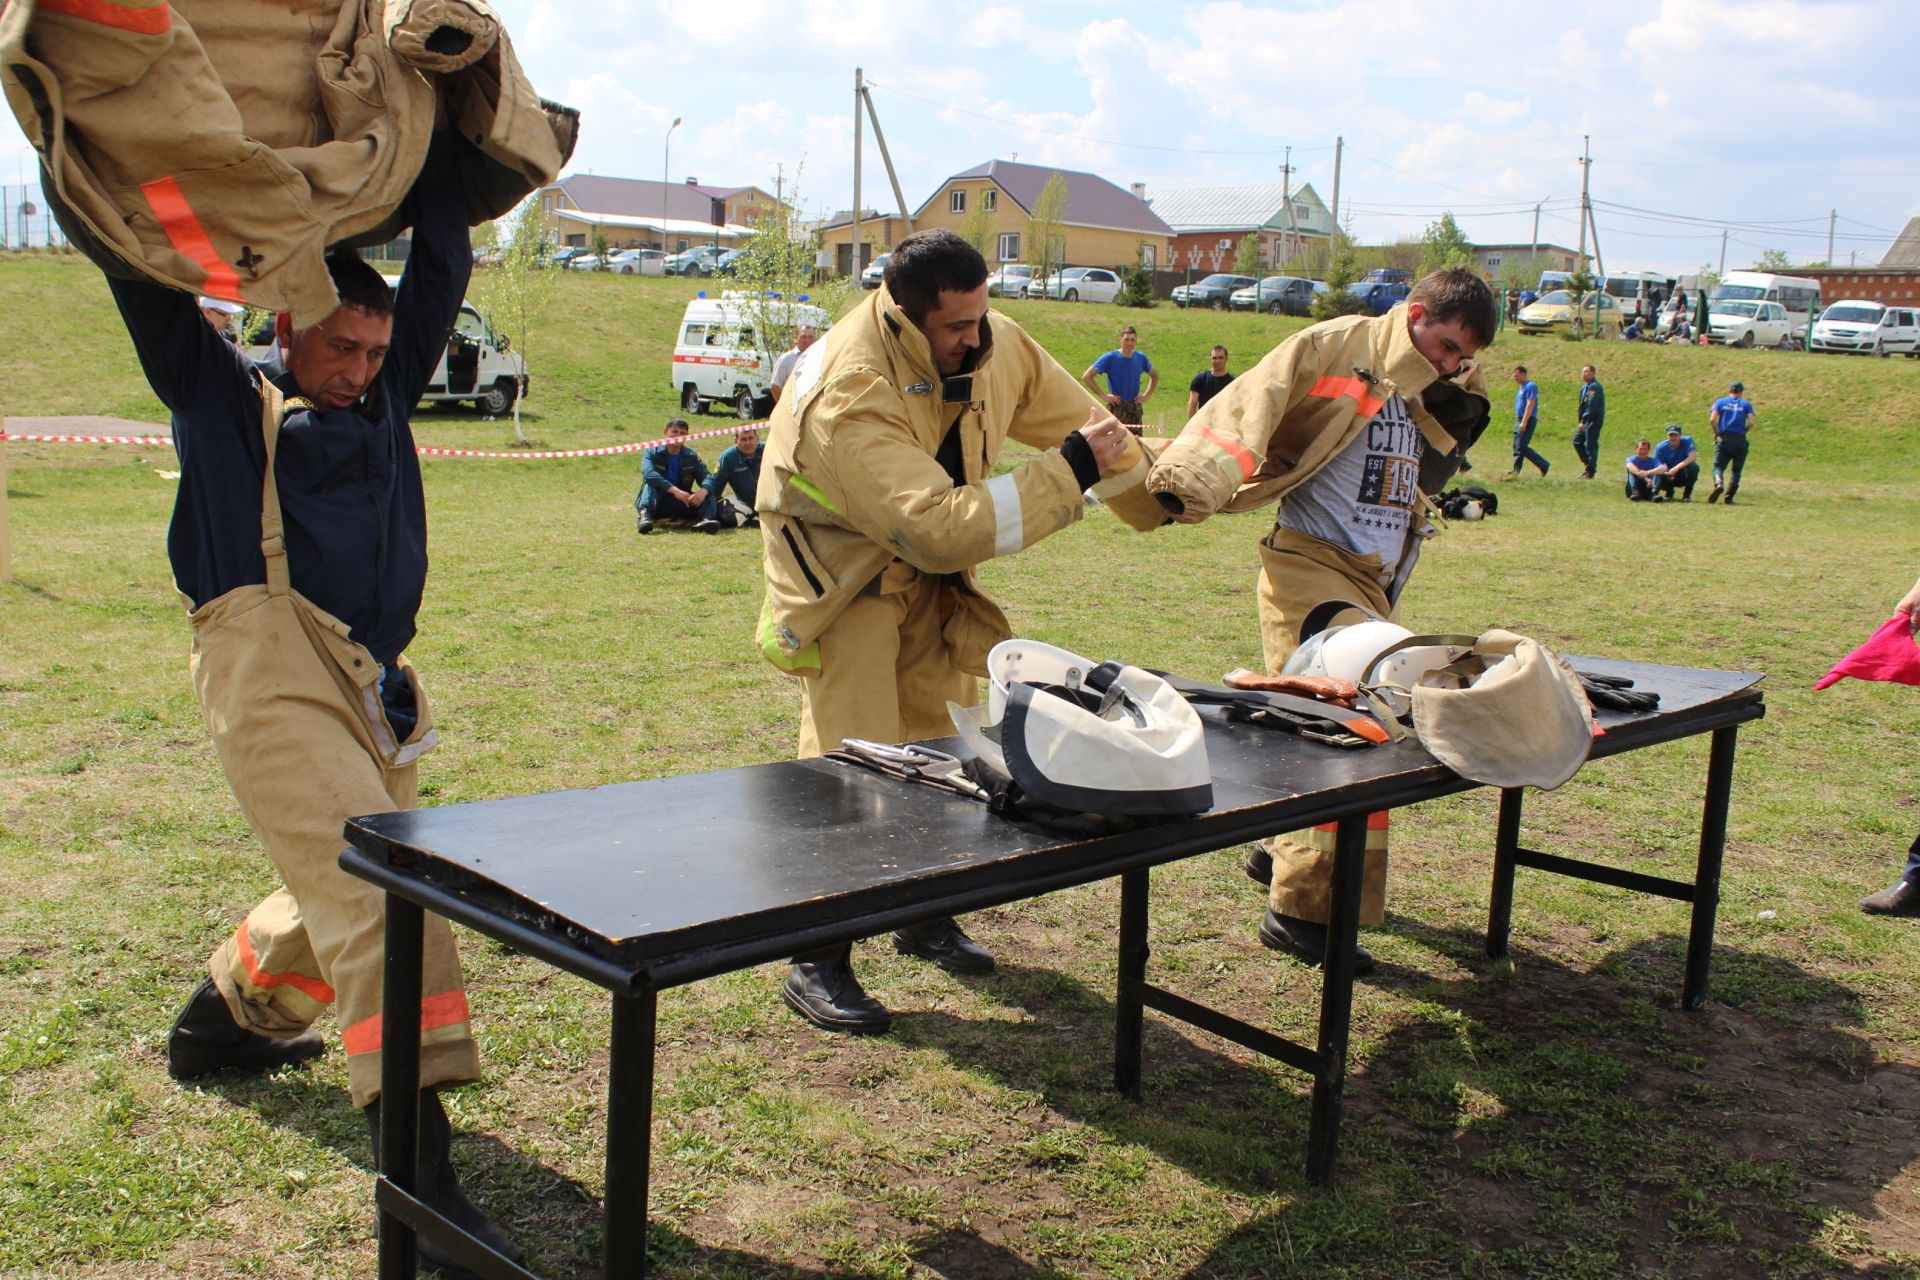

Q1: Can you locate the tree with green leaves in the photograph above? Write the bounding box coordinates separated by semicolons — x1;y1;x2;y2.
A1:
721;170;857;396
1694;263;1721;294
589;227;610;270
1755;248;1793;271
471;197;560;442
1025;172;1068;291
1233;232;1263;278
958;200;995;259
1117;245;1156;308
1419;212;1475;275
1310;225;1369;321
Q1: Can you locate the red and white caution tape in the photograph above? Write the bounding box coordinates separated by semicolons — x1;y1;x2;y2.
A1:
2;420;766;459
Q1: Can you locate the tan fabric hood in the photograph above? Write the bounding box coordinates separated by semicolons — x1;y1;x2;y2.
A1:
1410;629;1595;790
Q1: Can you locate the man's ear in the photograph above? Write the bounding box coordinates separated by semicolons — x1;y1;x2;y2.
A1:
274;312;293;353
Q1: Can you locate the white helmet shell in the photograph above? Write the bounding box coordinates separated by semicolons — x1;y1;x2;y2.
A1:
1317;620;1414;683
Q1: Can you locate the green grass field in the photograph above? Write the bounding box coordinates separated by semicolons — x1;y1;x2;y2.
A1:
4;251;1920;1278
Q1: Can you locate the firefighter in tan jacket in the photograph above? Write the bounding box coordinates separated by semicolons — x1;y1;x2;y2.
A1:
757;229;1166;1032
1148;268;1498;975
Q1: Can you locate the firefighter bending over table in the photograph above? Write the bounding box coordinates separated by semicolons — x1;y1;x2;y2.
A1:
1146;268;1497;974
755;229;1169;1033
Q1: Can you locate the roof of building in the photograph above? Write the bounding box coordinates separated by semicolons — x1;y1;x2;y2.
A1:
549;175;769;222
1881;216;1920;268
1147;183;1331;236
926;160;1172;236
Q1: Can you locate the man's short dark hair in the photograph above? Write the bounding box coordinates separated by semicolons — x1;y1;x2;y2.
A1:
1512;364;1529;376
1211;345;1228;358
882;229;987;321
326;248;394;318
664;417;689;432
1119;325;1137;338
1408;266;1498;347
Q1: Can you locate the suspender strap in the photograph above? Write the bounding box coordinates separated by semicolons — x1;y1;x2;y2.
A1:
255;378;291;598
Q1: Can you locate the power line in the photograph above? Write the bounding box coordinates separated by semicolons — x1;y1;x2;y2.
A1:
1595;152;1920;179
862;79;1337;157
1344;148;1524;202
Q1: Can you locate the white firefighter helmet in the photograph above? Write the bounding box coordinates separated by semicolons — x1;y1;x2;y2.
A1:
1282;619;1413;682
950;639;1213;817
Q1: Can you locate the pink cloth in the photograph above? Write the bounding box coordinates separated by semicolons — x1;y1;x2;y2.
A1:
1814;615;1920;690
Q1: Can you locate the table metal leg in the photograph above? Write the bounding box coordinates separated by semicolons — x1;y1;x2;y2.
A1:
1113;869;1149;1098
377;892;425;1280
604;989;657;1279
1306;814;1367;1183
1683;725;1738;1010
1486;787;1524;958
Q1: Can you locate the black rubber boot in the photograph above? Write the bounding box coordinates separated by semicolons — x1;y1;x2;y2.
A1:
365;1088;525;1279
892;916;995;974
1242;845;1273;886
782;943;892;1033
1257;910;1375;976
167;976;325;1082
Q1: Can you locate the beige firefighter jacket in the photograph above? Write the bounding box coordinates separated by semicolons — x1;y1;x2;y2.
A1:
0;0;576;326
1148;304;1491;522
755;285;1166;675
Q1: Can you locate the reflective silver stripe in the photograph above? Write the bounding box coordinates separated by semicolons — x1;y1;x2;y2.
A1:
986;472;1024;558
1090;451;1148;499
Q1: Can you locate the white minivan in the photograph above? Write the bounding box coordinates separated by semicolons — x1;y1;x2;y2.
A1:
672;291;831;418
1810;300;1920;357
245;281;529;415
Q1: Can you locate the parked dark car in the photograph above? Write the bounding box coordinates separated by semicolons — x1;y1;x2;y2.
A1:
1170;273;1257;310
1361;267;1412;286
665;246;726;276
1347;281;1411;315
1230;275;1318;315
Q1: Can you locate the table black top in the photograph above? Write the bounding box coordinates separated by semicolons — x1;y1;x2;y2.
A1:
343;658;1762;990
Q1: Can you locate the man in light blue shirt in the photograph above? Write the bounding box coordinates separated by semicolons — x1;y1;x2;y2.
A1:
1507;364;1549;478
1707;380;1756;505
1083;324;1158;431
1652;423;1700;501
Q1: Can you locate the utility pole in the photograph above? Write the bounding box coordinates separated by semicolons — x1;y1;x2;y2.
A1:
1827;209;1836;264
856;79;913;239
1718;229;1728;278
1575;134;1591;275
1277;145;1292;272
852;67;864;277
1328;135;1343;273
1529;202;1540;275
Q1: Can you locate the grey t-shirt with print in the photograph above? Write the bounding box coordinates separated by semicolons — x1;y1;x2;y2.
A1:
1274;391;1424;589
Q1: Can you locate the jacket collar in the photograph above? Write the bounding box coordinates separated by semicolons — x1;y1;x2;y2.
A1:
1364;303;1445;398
874;283;996;392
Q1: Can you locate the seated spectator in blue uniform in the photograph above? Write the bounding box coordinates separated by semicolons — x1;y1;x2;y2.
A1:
1619;317;1645;341
708;425;763;528
1652;424;1700;501
636;418;719;534
1624;439;1664;501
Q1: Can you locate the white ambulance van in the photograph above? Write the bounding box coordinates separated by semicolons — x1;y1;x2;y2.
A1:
246;279;529;416
672;291;831;419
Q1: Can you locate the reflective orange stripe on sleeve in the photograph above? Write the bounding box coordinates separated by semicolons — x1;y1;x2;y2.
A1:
234;925;336;1004
140;176;242;298
1192;425;1258;482
1312;811;1392;834
342;990;472;1057
1309;375;1384;418
38;0;170;34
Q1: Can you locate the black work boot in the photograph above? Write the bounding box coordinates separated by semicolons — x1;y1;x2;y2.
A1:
892;916;995;974
1257;910;1375;976
782;944;892;1033
365;1088;525;1279
167;976;326;1082
1242;845;1273;886
1861;879;1920;917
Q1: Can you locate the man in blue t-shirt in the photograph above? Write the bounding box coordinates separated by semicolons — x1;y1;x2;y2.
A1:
1652;424;1700;500
1506;364;1549;477
1707;380;1756;505
1083;324;1158;432
1623;438;1665;501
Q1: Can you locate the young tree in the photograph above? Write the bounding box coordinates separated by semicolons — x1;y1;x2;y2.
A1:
1311;225;1369;321
1233;232;1263;278
1693;262;1721;294
1419;212;1475;275
1025;172;1068;291
1117;244;1156;308
958;200;995;259
724;170;858;404
471;198;560;441
1755;248;1793;271
589;227;610;270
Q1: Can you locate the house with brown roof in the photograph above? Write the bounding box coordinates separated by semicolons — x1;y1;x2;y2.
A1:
818;160;1173;278
531;174;790;253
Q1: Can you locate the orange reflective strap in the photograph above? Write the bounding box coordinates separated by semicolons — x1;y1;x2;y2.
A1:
1191;425;1259;482
234;924;336;1005
38;0;170;33
342;990;472;1057
1312;811;1392;834
140;176;243;298
1309;375;1384;419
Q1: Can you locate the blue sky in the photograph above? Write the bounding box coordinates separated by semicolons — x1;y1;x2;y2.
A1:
490;0;1916;275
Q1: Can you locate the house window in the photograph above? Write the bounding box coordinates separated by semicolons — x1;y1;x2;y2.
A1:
982;189;996;212
997;232;1020;262
1139;244;1156;269
1488;254;1503;267
950;189;966;214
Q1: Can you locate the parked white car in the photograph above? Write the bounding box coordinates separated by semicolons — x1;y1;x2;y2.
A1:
610;248;665;276
987;264;1034;297
1810;300;1920;357
1706;299;1792;348
1026;266;1122;303
860;252;891;289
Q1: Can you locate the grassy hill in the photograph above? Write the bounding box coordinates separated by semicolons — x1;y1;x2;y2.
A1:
4;248;1920;1278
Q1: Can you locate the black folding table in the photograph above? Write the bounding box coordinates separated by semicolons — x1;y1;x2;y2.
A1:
341;658;1763;1279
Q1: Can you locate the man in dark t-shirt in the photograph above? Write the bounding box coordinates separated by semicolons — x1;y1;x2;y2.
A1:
1186;344;1234;419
